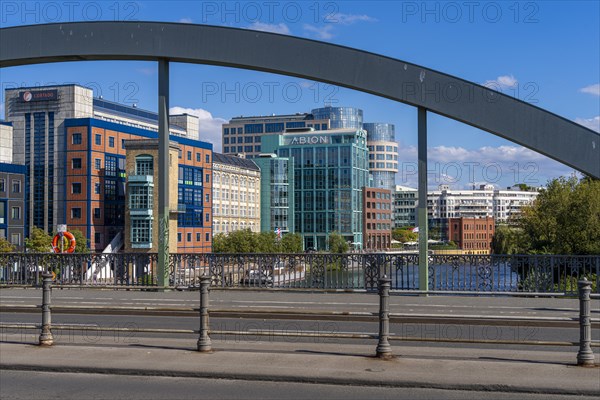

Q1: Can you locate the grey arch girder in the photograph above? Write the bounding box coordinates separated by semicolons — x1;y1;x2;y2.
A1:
1;21;598;178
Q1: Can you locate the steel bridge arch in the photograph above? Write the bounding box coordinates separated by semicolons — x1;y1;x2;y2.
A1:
1;21;598;177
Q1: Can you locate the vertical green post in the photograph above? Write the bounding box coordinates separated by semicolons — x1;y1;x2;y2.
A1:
157;59;170;289
418;107;429;293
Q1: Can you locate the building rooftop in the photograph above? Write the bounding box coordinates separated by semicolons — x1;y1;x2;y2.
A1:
213;152;260;171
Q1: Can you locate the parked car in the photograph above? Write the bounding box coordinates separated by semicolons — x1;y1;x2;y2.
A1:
239;269;273;287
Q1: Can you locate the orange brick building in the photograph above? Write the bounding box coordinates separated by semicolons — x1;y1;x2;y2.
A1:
447;217;495;254
362;187;392;251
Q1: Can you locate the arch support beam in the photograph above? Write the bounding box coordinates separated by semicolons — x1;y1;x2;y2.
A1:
1;21;598;178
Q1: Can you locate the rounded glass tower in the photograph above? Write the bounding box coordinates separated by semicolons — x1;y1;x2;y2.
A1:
364;122;397;192
311;106;363;130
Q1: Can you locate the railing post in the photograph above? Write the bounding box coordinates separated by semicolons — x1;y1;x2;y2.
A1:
39;270;54;346
376;275;393;359
197;273;212;352
577;277;595;366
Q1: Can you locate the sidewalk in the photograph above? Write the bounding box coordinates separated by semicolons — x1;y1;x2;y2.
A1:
1;337;598;396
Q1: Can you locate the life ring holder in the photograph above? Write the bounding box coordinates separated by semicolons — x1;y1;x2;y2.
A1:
52;231;77;254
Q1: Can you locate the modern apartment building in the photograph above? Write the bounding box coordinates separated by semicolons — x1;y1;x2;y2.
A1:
393;185;418;228
261;127;369;250
212;153;261;234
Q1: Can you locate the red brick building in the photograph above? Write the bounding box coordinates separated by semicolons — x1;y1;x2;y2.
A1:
362;187;392;251
447;217;495;254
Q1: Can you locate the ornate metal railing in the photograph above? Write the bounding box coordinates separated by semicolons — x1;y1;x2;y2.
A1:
0;253;598;294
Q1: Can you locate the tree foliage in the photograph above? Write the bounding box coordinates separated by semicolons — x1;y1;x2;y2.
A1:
500;176;600;255
212;229;304;253
392;227;418;243
25;227;53;253
0;237;15;253
328;232;349;253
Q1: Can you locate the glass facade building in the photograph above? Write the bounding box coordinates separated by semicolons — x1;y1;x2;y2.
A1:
261;128;369;251
254;155;294;235
311;107;363;130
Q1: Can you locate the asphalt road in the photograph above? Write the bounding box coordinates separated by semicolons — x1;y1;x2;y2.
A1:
1;311;595;352
0;370;592;400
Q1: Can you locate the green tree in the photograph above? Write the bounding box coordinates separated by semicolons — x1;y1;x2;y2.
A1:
392;227;418;243
25;227;53;253
518;176;600;255
280;233;303;253
328;232;349;253
0;237;15;253
257;231;278;253
491;225;529;254
212;233;228;253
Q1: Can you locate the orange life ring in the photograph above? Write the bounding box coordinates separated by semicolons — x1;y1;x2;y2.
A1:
52;232;77;254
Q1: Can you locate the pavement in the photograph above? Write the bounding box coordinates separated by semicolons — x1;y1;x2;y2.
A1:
1;336;599;396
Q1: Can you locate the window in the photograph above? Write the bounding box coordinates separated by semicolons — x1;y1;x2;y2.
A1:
95;134;102;145
122;139;126;149
205;174;210;183
135;155;153;176
93;208;101;219
94;182;101;194
95;158;101;170
11;180;21;193
0;178;4;192
205;154;210;163
108;137;115;148
187;151;192;160
72;158;82;169
95;232;102;244
72;133;82;144
196;153;201;162
187;232;192;242
71;208;81;219
177;232;182;242
72;182;82;194
130;185;153;209
196;233;201;242
205;213;210;222
10;233;20;246
131;219;152;244
205;194;210;203
205;232;210;242
11;207;20;220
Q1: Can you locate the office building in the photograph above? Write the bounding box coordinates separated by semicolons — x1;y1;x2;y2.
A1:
447;217;495;254
364;122;397;191
222;113;330;158
0;163;26;250
213;153;261;234
254;154;295;235
261;127;369;250
393;185;418;228
4;84;199;235
363;187;392;251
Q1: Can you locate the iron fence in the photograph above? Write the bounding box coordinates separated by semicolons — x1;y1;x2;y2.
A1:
0;253;598;294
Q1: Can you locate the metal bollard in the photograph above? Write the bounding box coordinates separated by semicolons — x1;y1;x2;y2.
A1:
39;270;54;346
577;278;595;366
376;275;393;359
197;274;212;352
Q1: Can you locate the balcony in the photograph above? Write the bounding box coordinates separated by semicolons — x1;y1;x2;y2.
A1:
128;172;154;184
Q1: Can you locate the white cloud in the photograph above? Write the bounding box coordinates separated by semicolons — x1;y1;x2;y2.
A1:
396;144;574;189
326;13;377;25
246;22;290;35
178;18;193;24
579;83;600;96
575;116;600;132
483;75;518;90
169;107;227;152
303;24;335;40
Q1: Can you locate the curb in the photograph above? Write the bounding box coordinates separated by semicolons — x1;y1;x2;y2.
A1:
1;363;599;396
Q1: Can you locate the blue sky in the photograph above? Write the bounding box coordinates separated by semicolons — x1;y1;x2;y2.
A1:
1;1;599;189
